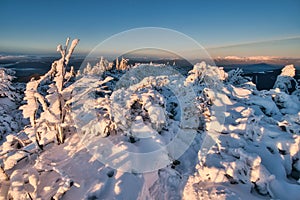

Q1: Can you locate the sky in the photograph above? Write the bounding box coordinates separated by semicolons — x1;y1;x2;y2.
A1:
0;0;299;58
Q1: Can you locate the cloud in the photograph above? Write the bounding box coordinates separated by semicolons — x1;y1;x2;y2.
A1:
0;55;28;60
208;36;300;58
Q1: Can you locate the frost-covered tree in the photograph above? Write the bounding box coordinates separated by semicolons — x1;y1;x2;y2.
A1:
70;76;115;137
117;57;128;70
115;57;119;70
226;68;250;86
0;68;23;139
20;38;79;145
0;68;21;101
98;56;113;71
270;65;300;115
72;66;170;138
273;64;298;94
185;61;227;91
111;84;167;134
81;57;113;75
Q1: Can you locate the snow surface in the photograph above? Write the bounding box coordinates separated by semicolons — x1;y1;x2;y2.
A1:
0;45;300;199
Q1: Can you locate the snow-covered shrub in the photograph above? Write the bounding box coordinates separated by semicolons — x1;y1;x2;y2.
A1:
186;142;274;198
0;105;19;139
273;64;298;94
2;54;300;199
5;167;40;199
185;62;224;109
244;109;263;142
182;62;300;199
70;76;114;137
278;113;300;135
117;57;128;70
99;56;113;71
0;68;21;101
270;65;300;115
224;148;272;194
0;68;24;139
281;64;296;77
111;85;167;134
248;92;281;117
185;61;227;90
71;75;168;144
184;62;231;133
20;38;79;145
272;88;300;114
185;63;228;132
226;68;251;86
81;57;113;75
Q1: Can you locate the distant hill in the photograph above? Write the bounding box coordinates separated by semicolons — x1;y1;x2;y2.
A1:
218;62;282;73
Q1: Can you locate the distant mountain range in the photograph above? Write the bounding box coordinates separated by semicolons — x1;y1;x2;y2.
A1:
214;56;300;67
0;55;299;90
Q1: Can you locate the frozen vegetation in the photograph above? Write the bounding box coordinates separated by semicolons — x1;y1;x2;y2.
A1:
0;68;25;140
0;39;300;199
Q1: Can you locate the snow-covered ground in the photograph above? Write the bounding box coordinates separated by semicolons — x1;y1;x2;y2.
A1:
0;39;299;200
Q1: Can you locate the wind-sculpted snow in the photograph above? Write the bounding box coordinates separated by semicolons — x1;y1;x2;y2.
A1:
1;46;300;200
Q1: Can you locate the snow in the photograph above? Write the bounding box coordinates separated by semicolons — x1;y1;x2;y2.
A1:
273;64;298;94
117;57;128;70
0;69;24;140
0;39;299;200
80;57;113;75
280;64;296;77
19;38;79;145
222;56;278;61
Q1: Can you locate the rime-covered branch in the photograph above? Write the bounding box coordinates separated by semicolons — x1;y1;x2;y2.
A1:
20;38;79;144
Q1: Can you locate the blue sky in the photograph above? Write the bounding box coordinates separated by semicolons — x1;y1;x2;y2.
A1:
0;0;299;57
